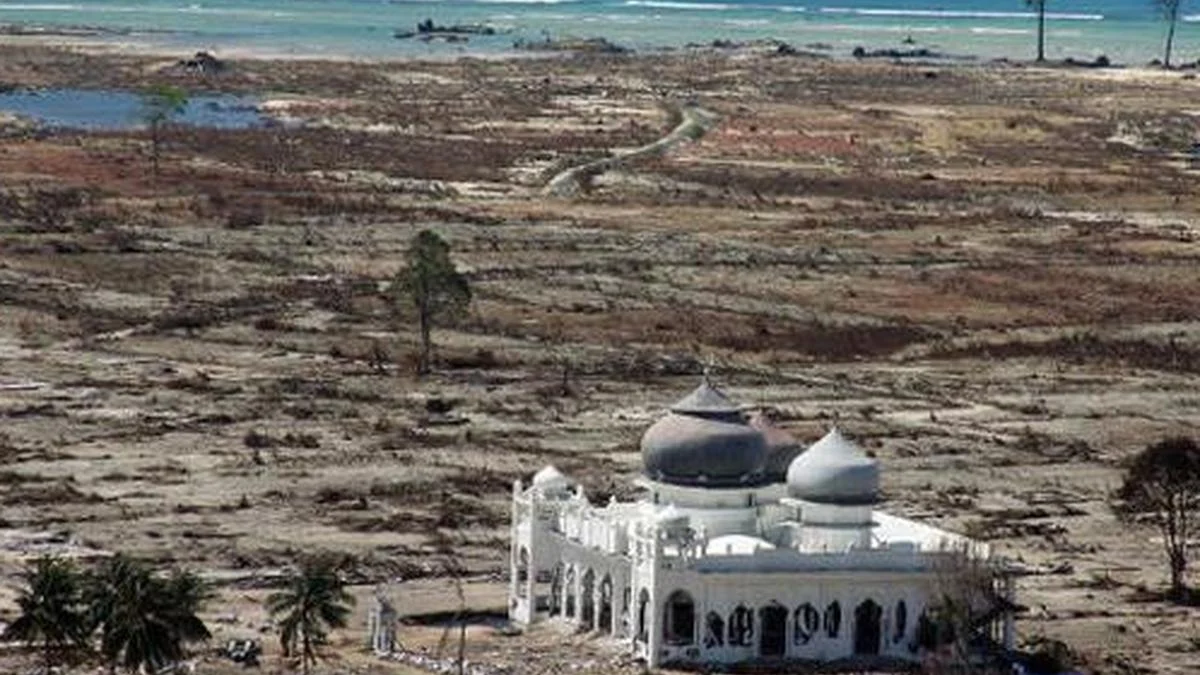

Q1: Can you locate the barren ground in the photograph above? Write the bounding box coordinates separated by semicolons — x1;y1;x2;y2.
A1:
0;44;1199;674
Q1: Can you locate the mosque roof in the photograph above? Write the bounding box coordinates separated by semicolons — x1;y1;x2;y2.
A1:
749;411;805;482
786;427;879;505
641;381;770;489
669;381;742;417
531;465;573;493
703;534;776;556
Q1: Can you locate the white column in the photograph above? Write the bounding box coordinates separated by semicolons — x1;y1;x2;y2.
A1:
646;589;661;667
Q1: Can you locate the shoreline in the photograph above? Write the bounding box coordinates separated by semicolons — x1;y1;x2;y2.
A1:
0;33;1194;86
2;30;1190;70
1;9;1195;68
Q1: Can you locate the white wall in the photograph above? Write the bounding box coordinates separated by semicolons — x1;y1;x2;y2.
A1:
652;569;934;666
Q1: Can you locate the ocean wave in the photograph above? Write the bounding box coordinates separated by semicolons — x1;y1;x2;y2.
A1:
0;3;295;17
969;26;1031;35
623;0;808;11
0;3;83;9
623;1;733;10
818;7;1103;21
472;0;579;4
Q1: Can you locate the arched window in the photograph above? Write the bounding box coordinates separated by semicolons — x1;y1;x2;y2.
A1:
598;575;613;634
915;609;939;653
728;605;754;646
760;603;788;657
824;601;841;639
636;589;651;643
663;590;695;646
853;599;882;656
704;612;724;648
893;600;907;644
794;603;820;645
580;569;596;626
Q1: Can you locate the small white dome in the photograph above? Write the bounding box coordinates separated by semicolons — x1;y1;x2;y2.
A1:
531;465;572;493
786;428;879;504
703;534;776;556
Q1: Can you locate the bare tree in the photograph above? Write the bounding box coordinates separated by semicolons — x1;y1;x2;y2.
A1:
435;556;469;675
921;547;1010;674
1113;436;1200;600
1156;0;1184;67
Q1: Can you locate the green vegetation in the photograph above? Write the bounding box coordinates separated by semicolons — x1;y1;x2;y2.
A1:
2;556;90;675
2;554;211;674
266;554;356;675
1114;436;1200;600
392;229;471;375
140;84;188;178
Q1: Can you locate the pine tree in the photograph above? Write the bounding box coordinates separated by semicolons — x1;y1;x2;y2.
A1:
392;229;471;375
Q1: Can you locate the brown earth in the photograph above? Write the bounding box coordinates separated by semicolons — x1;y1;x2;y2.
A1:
0;44;1199;674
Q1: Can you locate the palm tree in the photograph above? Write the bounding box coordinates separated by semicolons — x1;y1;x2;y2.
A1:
84;555;211;674
2;556;89;675
161;569;215;648
1156;0;1184;68
1027;0;1048;62
266;555;356;675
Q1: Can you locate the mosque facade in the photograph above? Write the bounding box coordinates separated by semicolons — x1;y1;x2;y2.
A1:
507;381;1015;668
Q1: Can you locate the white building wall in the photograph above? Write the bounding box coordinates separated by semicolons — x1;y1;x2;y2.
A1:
508;477;1007;669
652;569;934;666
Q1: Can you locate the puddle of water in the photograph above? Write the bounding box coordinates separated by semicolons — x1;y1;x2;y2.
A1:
0;88;269;131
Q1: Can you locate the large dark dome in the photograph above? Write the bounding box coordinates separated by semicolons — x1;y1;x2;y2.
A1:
749;411;805;483
640;382;769;488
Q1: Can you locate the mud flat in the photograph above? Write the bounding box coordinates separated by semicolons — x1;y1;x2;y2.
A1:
0;44;1198;674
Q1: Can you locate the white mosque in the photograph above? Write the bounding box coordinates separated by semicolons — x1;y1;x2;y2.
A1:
507;380;1016;668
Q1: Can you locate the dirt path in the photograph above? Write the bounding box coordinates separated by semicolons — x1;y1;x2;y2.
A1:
544;104;718;197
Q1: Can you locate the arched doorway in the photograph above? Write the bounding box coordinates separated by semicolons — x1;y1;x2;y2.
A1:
581;569;596;627
759;604;787;657
598;575;613;633
564;566;577;619
636;589;651;643
893;600;907;645
854;599;882;656
663;590;695;645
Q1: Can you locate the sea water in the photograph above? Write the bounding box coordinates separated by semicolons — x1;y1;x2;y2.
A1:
0;0;1194;64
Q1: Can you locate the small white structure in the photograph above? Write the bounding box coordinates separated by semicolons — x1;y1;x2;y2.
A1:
508;381;1015;668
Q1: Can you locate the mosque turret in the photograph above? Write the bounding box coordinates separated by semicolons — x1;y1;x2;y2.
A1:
785;427;879;551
